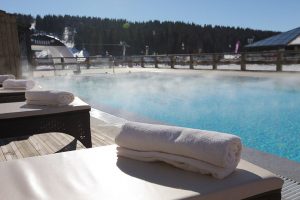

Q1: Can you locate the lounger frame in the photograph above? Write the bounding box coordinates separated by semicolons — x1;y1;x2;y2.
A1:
244;189;281;200
0;109;92;148
0;91;25;103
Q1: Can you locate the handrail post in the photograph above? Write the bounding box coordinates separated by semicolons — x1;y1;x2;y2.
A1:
241;53;246;71
109;57;115;73
31;57;37;70
52;58;56;75
128;56;133;68
154;56;158;68
212;54;217;70
189;55;194;69
74;56;81;74
112;57;115;73
276;51;283;71
123;56;127;67
108;57;113;68
141;57;145;68
61;57;65;70
86;57;90;69
170;56;175;69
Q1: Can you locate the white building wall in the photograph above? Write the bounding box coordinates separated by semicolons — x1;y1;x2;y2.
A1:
289;36;300;45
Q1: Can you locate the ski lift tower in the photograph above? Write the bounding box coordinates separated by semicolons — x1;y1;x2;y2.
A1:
120;41;130;58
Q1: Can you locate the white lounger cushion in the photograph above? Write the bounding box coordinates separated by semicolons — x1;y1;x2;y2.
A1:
25;90;75;106
2;79;35;90
0;97;90;119
0;74;15;83
0;88;26;93
0;145;283;200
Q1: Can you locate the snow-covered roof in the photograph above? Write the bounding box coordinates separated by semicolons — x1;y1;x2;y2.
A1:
31;34;65;46
246;27;300;48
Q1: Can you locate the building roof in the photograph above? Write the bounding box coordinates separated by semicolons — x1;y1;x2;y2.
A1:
246;27;300;48
31;34;65;46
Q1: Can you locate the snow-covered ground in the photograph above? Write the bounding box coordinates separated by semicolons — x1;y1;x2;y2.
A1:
132;63;300;72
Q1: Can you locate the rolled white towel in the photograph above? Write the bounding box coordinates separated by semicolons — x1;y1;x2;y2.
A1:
0;74;15;83
117;147;236;179
3;79;35;90
25;90;75;106
115;122;242;179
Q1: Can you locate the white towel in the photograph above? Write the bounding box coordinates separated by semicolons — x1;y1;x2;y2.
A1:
2;79;35;90
117;147;236;179
115;122;242;179
25;90;75;106
0;75;15;83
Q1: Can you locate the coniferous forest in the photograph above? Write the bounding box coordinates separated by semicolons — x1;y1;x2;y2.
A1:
15;14;278;56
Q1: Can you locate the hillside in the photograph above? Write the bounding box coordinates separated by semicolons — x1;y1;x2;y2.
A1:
15;14;278;56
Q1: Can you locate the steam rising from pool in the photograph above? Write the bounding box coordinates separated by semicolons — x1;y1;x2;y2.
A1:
34;73;300;162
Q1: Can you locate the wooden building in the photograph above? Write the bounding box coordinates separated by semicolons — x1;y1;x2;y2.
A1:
0;10;21;77
245;27;300;52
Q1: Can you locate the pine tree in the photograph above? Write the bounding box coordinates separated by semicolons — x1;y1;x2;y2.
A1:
16;13;278;56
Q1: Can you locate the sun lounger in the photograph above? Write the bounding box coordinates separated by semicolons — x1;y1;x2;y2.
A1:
0;88;26;103
0;97;92;148
0;145;283;200
0;74;15;87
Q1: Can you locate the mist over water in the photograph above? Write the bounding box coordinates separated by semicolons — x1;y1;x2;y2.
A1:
35;73;300;162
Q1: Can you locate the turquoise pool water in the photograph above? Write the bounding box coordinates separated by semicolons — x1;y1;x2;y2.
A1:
36;73;300;162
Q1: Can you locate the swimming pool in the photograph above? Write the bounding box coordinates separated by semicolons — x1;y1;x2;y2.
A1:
35;72;300;163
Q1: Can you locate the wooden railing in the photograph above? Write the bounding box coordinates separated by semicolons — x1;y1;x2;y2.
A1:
31;50;300;72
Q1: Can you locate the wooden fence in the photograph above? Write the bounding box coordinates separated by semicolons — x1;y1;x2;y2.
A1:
31;50;300;72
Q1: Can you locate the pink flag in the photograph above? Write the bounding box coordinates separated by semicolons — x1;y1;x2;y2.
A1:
235;40;240;54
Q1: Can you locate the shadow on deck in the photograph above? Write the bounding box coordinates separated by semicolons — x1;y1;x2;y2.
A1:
0;117;119;161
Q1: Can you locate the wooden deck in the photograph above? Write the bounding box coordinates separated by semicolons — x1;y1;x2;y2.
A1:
0;117;119;162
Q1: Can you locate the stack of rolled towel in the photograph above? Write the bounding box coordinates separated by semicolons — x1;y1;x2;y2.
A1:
2;79;35;90
115;122;242;179
25;90;75;106
0;74;15;85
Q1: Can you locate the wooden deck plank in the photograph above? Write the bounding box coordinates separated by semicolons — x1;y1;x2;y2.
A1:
91;129;112;146
92;130;114;143
35;134;62;153
75;144;85;150
31;135;55;154
91;135;108;146
49;133;80;152
55;133;77;145
28;136;51;155
0;140;19;160
57;133;85;150
51;133;76;149
93;135;112;146
92;132;114;145
51;133;72;145
47;133;68;147
0;143;7;162
91;126;118;142
8;141;24;159
14;139;40;158
91;127;115;142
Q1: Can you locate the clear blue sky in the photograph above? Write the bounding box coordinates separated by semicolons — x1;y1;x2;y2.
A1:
2;0;299;32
